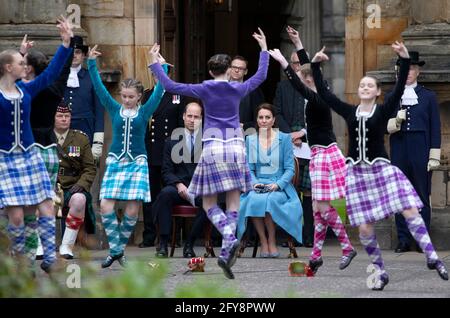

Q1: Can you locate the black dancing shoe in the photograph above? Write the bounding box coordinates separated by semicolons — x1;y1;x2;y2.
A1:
227;240;240;268
427;260;449;281
40;261;54;274
217;257;234;279
309;257;323;274
372;274;389;291
101;253;123;268
339;250;357;270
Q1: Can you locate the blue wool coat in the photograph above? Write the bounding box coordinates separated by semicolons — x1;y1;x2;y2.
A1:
237;132;303;243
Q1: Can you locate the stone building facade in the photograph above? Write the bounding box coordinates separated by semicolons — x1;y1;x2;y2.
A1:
7;1;448;250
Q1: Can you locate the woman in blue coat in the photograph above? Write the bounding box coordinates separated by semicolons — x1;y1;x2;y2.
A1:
238;103;302;257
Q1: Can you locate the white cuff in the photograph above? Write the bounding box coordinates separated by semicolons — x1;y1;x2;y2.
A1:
93;132;104;145
429;148;441;161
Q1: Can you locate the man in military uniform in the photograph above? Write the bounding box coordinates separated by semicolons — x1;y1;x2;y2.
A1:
387;51;441;253
64;35;104;160
52;102;97;259
138;70;187;248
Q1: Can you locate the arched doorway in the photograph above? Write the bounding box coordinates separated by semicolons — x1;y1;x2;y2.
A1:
159;0;290;102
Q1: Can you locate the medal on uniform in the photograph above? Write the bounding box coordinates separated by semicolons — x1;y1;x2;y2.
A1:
172;95;181;104
68;146;74;157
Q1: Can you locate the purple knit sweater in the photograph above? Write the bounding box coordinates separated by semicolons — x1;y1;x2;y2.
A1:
150;51;269;141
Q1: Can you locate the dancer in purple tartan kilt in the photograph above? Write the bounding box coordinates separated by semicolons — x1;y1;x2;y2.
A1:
311;42;448;290
269;26;356;274
0;17;73;274
150;29;269;279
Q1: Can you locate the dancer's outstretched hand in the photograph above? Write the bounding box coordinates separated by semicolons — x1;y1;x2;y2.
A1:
57;15;74;48
149;43;160;64
253;27;267;51
20;34;35;55
392;41;409;59
88;45;102;60
286;25;303;50
268;49;289;69
311;46;329;63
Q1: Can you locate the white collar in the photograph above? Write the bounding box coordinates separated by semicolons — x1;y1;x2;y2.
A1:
70;64;82;73
67;65;82;88
402;82;419;106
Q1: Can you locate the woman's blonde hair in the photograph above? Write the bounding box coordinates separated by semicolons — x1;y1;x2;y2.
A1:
0;49;19;77
120;78;144;97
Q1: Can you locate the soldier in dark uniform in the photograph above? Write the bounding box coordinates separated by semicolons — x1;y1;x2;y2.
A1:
35;102;97;259
138;70;187;248
63;36;104;160
387;52;442;253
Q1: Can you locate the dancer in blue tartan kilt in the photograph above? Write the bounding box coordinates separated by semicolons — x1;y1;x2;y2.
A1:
0;17;73;274
87;45;167;268
149;29;269;279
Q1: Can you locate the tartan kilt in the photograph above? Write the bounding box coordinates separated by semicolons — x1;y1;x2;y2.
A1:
346;161;424;227
0;147;54;207
309;144;346;201
35;145;59;189
188;139;252;197
100;155;151;202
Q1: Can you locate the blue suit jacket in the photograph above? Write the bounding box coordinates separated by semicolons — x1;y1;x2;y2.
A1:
388;85;441;154
64;67;104;143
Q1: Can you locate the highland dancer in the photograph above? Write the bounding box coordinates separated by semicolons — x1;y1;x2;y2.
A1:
269;26;356;274
149;28;269;279
87;45;167;268
311;42;448;290
0;16;73;273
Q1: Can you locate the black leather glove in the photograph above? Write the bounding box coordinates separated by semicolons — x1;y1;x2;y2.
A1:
69;184;84;194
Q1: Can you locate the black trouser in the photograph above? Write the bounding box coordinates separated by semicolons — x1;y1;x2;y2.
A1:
152;185;207;246
141;165;162;245
302;195;314;244
392;132;431;246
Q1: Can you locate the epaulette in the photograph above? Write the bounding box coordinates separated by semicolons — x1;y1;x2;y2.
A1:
72;129;89;137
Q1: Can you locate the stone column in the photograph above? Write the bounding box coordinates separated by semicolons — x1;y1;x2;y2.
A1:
321;0;347;151
280;0;321;62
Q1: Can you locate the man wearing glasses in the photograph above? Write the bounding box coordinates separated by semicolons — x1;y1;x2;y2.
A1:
230;56;265;132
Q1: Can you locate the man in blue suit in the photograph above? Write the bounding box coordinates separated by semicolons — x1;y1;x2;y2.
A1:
64;36;104;161
387;51;441;253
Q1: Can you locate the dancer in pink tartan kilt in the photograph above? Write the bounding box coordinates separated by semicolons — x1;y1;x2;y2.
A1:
269;26;356;274
149;29;269;279
311;42;448;291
